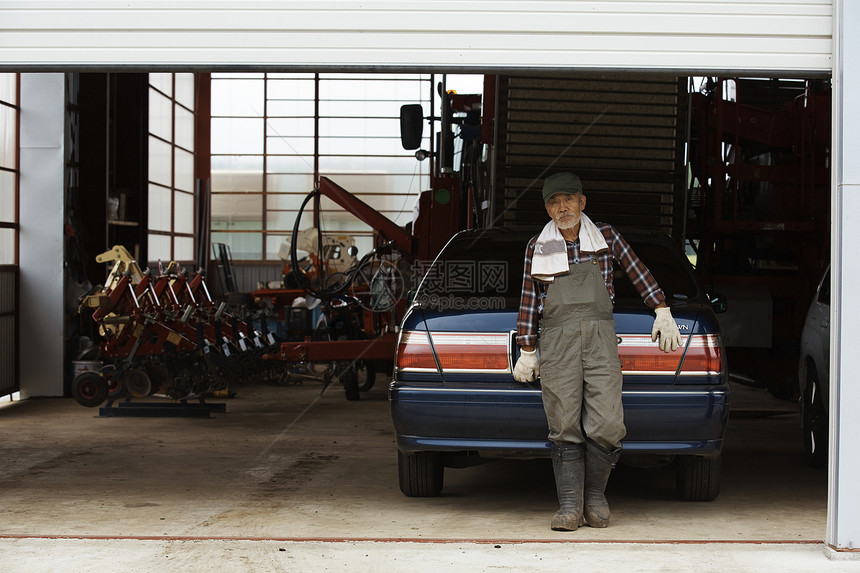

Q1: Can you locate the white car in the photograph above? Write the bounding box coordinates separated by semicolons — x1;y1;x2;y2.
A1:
798;265;830;468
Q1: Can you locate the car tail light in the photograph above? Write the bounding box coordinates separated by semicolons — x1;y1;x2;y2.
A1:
618;334;722;375
397;331;511;373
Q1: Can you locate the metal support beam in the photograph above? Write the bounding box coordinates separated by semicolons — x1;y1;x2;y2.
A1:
829;0;860;553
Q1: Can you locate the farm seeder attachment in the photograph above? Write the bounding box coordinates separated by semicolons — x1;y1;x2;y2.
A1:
72;246;277;409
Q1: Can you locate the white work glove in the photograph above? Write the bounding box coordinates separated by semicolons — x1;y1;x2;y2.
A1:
513;349;539;382
651;306;683;352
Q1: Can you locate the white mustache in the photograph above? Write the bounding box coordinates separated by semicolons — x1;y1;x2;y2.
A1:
555;213;580;229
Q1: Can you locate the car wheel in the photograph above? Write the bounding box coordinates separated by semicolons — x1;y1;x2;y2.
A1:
398;450;444;497
71;371;108;408
676;454;721;501
802;367;828;469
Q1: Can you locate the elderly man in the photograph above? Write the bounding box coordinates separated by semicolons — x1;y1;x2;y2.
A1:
513;172;682;531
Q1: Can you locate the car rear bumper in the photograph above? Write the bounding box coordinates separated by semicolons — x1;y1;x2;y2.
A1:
393;436;724;459
390;383;729;458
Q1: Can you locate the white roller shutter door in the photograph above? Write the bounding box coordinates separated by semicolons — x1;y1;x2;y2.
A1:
0;1;832;74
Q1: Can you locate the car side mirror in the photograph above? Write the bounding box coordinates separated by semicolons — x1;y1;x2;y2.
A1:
400;104;424;150
709;293;728;314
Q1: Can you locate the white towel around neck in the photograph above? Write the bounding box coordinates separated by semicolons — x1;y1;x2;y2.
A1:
531;213;609;282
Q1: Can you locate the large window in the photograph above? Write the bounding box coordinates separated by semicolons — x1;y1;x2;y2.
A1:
209;73;432;260
148;73;197;263
0;72;18;398
0;73;17;265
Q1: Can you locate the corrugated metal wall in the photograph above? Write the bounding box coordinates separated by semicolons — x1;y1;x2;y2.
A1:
494;73;686;236
0;1;832;74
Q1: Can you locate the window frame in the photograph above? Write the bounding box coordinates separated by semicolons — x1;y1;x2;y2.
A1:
147;73;197;265
209;72;433;262
0;73;20;266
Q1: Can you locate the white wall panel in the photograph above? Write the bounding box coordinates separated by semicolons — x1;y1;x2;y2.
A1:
18;73;64;397
0;1;832;74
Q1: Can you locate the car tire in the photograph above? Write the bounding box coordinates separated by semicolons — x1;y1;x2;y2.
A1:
398;450;444;497
802;366;828;469
676;454;721;501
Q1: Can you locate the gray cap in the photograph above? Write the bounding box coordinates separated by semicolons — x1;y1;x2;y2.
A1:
542;172;583;203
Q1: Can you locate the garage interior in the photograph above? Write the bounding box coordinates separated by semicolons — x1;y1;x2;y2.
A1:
0;69;847;568
57;71;831;400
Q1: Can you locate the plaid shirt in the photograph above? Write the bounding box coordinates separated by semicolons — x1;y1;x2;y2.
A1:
516;222;666;348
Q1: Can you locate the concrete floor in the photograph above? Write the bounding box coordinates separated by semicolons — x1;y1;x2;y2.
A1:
0;375;857;572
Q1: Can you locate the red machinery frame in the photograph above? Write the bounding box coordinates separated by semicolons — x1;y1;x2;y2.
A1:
261;176;414;363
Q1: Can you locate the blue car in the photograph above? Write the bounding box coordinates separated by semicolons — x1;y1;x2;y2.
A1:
389;228;730;501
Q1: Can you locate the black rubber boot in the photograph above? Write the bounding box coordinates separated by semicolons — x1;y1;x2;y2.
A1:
583;439;622;528
550;443;585;531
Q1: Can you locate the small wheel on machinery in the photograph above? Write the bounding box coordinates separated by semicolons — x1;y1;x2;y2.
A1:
122;368;153;398
348;331;376;392
101;364;126;400
71;371;109;408
341;365;360;401
356;360;376;392
145;362;171;396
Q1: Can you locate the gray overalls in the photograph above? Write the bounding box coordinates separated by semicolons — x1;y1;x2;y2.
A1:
538;257;626;450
